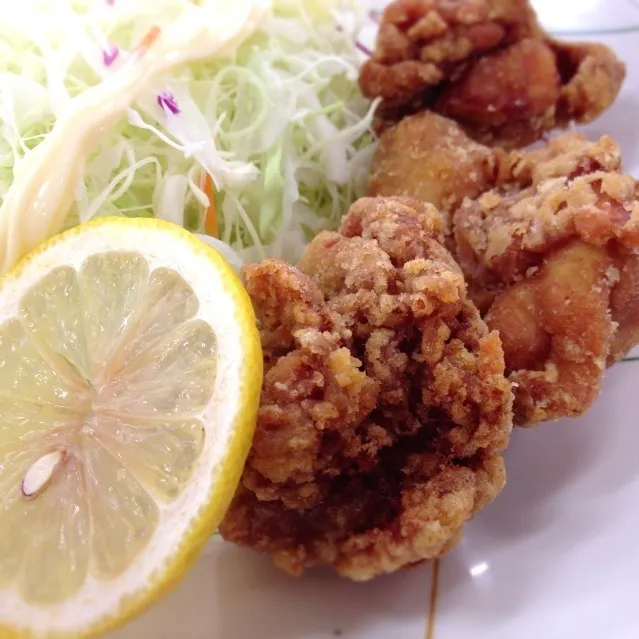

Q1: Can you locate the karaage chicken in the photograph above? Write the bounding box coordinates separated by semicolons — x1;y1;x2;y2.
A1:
367;111;639;425
220;197;513;579
368;108;506;211
359;0;625;147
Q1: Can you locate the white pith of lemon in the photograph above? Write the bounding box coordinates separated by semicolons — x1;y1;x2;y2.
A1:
0;217;262;639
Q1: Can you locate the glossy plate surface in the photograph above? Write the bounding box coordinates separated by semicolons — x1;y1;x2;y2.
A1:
111;1;639;637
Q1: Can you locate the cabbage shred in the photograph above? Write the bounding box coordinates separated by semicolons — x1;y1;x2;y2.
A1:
0;0;377;265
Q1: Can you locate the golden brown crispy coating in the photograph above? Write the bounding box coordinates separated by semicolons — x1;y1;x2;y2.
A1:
457;175;639;424
368;110;624;211
609;251;639;362
220;197;513;579
359;0;625;147
368;110;506;211
367;111;639;425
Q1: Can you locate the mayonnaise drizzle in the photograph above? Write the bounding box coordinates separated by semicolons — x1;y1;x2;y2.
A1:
0;0;272;275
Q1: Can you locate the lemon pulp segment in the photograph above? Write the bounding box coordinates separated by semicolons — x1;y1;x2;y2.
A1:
0;251;215;606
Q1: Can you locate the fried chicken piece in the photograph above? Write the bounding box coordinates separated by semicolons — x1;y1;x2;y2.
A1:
368;110;506;211
359;0;625;147
220;197;513;579
367;111;639;425
457;172;639;424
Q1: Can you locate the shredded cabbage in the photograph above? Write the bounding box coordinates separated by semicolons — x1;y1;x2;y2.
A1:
0;0;377;265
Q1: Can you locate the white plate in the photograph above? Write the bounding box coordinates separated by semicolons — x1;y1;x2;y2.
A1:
111;1;639;637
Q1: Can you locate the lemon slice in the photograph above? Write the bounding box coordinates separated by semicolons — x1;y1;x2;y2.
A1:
0;218;262;638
